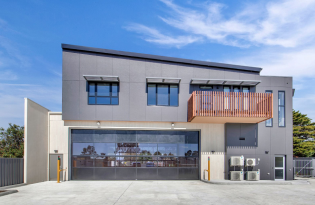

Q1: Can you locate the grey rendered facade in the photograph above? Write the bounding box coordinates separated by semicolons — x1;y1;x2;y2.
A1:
61;44;293;181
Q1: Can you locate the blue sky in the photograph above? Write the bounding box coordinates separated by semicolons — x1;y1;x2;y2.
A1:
1;0;315;128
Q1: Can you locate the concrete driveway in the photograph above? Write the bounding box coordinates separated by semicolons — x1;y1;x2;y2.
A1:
1;179;315;205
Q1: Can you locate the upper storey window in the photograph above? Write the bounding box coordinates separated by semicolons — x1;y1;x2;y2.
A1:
278;91;285;127
88;82;119;105
147;84;179;106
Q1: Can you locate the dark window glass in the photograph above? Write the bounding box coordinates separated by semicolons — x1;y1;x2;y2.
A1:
88;97;96;104
170;85;179;106
88;82;119;105
278;91;285;127
178;144;198;157
148;84;178;106
89;83;95;96
138;143;157;156
200;85;212;90
265;90;273;127
279;91;285;106
94;143;116;156
97;83;110;96
275;157;284;167
158;144;178;156
157;84;169;105
112;83;118;97
147;84;156;105
72;156;94;167
178;157;198;167
97;97;110;105
158;157;178;167
242;87;249;93
224;86;230;92
116;143;138;156
95;156;115;167
71;130;200;180
111;98;118;105
233;87;240;92
116;156;137;167
73;143;96;155
136;157;158;168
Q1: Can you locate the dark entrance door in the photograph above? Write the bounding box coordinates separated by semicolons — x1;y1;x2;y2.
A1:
71;130;199;180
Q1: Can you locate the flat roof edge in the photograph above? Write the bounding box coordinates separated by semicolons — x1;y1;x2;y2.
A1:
61;44;262;73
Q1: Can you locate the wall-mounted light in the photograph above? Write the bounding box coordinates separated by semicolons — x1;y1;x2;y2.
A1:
211;150;215;154
97;121;100;126
171;123;175;127
265;151;269;154
54;150;58;154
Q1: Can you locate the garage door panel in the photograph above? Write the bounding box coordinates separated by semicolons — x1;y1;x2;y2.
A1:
71;130;200;180
116;168;136;180
178;168;199;180
95;168;115;180
137;168;158;180
72;168;94;180
158;168;178;180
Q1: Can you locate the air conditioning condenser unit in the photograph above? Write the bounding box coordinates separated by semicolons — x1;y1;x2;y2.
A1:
230;171;244;181
246;170;260;181
230;156;244;166
246;158;256;167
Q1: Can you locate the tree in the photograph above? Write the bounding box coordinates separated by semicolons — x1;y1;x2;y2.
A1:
0;123;24;158
293;110;315;157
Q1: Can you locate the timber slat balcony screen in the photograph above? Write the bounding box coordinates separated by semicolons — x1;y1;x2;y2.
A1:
187;91;273;123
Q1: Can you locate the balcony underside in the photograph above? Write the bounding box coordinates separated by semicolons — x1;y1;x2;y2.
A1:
190;116;270;124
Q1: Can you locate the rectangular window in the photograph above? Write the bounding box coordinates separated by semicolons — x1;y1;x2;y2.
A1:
233;87;240;92
88;82;119;105
224;86;230;92
199;85;213;90
265;90;273;127
242;87;249;93
147;84;179;106
278;91;285;127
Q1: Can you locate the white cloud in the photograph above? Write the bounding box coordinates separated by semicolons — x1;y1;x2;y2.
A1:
227;47;315;79
126;0;315;48
125;24;200;48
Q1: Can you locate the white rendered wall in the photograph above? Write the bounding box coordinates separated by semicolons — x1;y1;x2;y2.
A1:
24;98;49;184
48;113;69;180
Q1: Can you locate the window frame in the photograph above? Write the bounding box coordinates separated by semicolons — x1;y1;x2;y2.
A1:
147;83;179;107
88;82;119;105
278;91;285;127
199;85;213;90
265;90;273;127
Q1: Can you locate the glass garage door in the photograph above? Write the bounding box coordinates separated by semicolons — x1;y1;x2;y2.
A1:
71;130;199;180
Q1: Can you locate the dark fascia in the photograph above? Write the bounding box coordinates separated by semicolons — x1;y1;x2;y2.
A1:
61;44;262;73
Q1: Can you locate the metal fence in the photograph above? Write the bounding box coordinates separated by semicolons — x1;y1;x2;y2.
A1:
293;158;315;177
0;158;24;187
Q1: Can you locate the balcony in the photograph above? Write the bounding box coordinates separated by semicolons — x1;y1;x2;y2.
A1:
188;91;273;123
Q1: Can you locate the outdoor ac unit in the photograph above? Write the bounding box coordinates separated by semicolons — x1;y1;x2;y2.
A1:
246;170;260;181
230;156;244;166
230;171;244;181
246;158;256;167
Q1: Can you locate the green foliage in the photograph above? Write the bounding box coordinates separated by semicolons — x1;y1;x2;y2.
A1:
0;123;24;158
293;110;315;157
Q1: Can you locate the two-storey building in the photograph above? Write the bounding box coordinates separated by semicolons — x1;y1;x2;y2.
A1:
23;44;293;183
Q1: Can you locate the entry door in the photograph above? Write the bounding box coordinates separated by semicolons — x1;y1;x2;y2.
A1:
275;155;285;180
50;154;63;181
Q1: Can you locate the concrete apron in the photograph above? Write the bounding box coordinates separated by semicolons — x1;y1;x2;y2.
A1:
201;179;311;185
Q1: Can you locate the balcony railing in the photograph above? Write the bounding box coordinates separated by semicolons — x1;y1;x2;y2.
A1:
188;91;273;123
